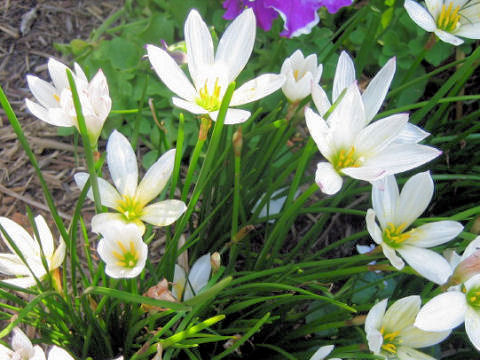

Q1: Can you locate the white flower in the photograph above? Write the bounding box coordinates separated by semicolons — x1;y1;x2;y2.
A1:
0;215;66;288
93;219;147;279
310;345;342;360
280;49;322;102
75;130;187;235
25;58;111;144
415;237;480;351
146;9;285;125
173;253;211;301
404;0;480;46
366;171;463;284
0;327;46;359
366;296;450;359
305;79;441;195
47;346;75;360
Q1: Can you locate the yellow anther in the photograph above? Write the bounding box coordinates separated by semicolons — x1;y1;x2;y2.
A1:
53;93;60;102
382;343;397;354
437;2;461;32
294;69;299;80
333;146;360;172
116;195;144;221
196;77;222;112
383;222;412;248
383;330;400;341
113;240;139;268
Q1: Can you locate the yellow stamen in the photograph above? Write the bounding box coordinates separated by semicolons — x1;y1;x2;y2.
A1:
116;195;144;221
294;69;299;80
53;93;60;102
437;2;461;32
381;343;397;354
383;222;412;248
196;78;222;112
113;240;139;268
333;146;360;172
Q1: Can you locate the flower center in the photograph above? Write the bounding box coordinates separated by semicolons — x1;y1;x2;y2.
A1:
53;93;60;102
112;240;139;268
437;2;461;32
332;146;360;172
466;286;480;308
196;78;222;112
380;326;401;355
382;222;411;248
116;195;144;221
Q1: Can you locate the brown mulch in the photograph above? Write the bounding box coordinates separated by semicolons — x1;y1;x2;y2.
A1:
0;0;121;228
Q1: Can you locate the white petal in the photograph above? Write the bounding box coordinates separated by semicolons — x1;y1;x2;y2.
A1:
2;276;38;288
366;209;384;245
107;130;138;198
91;213;144;236
172;97;209;115
396;346;436;360
395;171;433;228
25;98;50;124
462;236;480;261
136;149;175;205
315;162;343;195
425;0;442;18
465;306;480;351
88;69;111;119
395;123;430;144
0;217;38;258
209;108;251;125
415;291;467;331
362;143;441;177
381;243;404;269
382;295;420;332
185;10;214;89
34;215;54;257
404;0;437;32
304;107;332;159
74;172;122;209
408;221;463;247
399;326;451;348
372;175;399;229
362;57;396;123
51;238;66;270
26;75;59;108
46;107;74;127
434;29;464;45
341;165;386;182
398;245;452;284
310;345;334;360
365;298;388;353
48;346;74;360
73;62;88;84
184;253;211;300
0;254;31;275
146;45;196;101
354;113;409;155
48;58;70;91
230;74;285;106
311;84;331;117
215;8;255;83
172;264;187;300
333;51;356;102
141;200;187;227
456;23;480;39
12;327;33;354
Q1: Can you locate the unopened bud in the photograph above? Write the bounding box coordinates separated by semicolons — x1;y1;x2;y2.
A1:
199;116;212;141
449;250;480;286
233;224;255;244
233;128;243;157
211;252;221;273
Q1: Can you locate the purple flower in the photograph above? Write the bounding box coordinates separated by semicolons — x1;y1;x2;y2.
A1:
222;0;352;38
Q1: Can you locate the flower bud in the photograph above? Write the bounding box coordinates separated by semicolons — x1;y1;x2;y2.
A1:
211;252;221;273
233;128;243;157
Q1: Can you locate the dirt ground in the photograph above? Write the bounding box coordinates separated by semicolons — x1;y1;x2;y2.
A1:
0;0;121;228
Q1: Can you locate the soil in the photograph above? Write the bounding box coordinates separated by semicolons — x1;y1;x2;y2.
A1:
0;0;122;229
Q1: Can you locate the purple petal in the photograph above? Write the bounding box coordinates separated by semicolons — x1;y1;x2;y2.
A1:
320;0;353;13
222;0;245;20
265;0;322;38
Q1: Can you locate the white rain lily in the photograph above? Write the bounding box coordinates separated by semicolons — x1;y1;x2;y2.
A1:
310;345;342;360
0;215;66;288
415;237;480;351
146;9;285;125
305;80;441;195
404;0;480;46
75;130;187;235
0;327;47;359
173;253;211;301
366;171;463;284
280;49;322;103
26;58;111;144
93;219;148;279
366;296;450;359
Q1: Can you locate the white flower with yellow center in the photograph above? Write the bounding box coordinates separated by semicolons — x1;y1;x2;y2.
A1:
93;219;147;279
146;9;285;125
415;237;480;351
280;49;322;103
25;58;111;145
366;171;463;284
305;79;441;195
75;130;187;235
366;296;450;359
0;215;66;289
404;0;480;45
0;327;46;359
173;253;211;301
